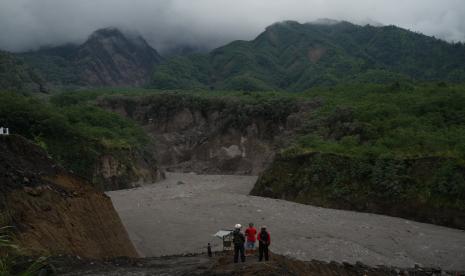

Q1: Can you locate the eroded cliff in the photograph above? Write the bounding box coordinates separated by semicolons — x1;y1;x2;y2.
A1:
98;93;309;175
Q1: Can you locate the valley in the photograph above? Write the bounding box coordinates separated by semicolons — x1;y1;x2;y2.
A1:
2;14;465;275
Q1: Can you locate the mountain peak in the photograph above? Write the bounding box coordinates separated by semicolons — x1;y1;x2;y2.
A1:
90;27;125;39
310;18;342;25
86;27;149;48
73;27;162;86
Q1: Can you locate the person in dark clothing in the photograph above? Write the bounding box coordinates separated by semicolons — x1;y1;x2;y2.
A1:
207;243;212;257
257;226;271;262
232;224;246;263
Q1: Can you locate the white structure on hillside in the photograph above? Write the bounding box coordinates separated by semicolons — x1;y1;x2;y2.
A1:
0;127;9;135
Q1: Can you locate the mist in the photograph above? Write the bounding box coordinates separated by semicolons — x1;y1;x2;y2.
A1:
1;0;464;53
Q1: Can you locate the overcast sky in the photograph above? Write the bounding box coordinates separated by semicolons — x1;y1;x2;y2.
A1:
1;0;464;53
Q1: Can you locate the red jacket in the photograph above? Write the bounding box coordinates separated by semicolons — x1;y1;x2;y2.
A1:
257;230;271;245
245;227;257;242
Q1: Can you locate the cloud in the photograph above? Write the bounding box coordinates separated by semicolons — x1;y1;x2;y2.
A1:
0;0;464;53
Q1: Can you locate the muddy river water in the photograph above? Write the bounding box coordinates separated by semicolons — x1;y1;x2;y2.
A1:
108;173;465;270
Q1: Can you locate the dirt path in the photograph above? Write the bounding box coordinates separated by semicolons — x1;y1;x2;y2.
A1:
107;173;465;270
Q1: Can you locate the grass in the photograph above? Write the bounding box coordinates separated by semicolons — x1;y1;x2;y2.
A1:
0;227;47;276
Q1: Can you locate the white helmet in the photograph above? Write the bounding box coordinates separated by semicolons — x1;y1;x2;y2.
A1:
234;224;242;229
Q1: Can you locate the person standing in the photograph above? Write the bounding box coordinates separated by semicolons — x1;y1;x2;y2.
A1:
245;222;257;255
232;224;246;263
257;226;271;262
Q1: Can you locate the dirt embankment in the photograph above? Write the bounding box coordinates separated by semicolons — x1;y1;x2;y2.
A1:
53;253;462;276
99;94;314;175
0;135;138;258
252;152;465;230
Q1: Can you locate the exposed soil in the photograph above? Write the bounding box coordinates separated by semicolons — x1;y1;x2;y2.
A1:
53;252;462;276
0;135;137;258
98;95;312;175
108;173;465;271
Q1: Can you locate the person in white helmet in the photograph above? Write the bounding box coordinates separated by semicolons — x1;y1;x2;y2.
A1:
232;223;246;263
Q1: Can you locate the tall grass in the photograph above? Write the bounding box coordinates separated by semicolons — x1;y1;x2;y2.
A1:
0;226;47;276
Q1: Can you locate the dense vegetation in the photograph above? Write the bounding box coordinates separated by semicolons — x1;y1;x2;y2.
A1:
0;92;149;188
249;82;465;228
151;21;465;91
48;82;465;163
289;83;465;160
19;44;81;86
252;152;465;229
0;51;44;93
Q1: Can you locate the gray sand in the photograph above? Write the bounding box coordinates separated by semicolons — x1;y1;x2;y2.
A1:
108;173;465;270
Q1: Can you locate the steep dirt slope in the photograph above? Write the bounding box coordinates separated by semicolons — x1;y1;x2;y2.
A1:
0;135;138;258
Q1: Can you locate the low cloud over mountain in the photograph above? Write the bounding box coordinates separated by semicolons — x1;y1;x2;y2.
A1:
0;0;464;53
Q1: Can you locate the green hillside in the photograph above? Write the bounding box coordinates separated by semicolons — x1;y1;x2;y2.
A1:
151;21;465;91
0;51;45;92
0;92;151;190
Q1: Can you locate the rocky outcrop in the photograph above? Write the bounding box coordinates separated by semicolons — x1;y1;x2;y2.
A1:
76;28;162;86
252;152;465;230
92;147;164;191
0;135;138;258
98;94;309;175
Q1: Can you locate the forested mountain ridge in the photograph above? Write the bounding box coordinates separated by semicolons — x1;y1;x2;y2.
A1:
0;51;45;92
151;21;465;91
3;20;465;91
18;28;162;88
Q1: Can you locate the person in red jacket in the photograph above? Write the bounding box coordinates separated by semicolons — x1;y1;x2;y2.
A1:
244;222;257;255
257;225;271;261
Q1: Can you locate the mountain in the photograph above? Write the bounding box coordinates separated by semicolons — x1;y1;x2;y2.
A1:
0;51;45;92
151;20;465;91
19;28;162;87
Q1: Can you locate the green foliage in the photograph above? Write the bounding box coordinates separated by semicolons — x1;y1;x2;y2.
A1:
251;82;465;227
0;51;44;92
0;227;47;276
253;151;465;229
151;21;465;91
151;55;210;90
18;44;80;86
289;83;465;161
223;75;274;91
0;92;149;185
